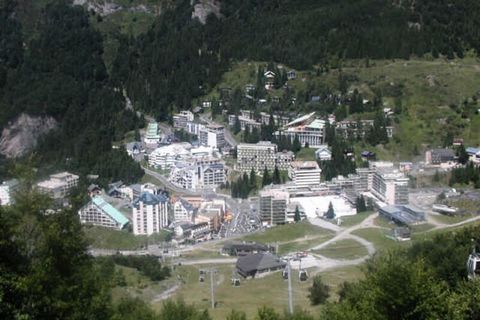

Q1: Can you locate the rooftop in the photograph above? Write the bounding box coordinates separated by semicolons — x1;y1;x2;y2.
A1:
133;192;168;207
92;196;129;227
236;253;285;274
290;161;320;170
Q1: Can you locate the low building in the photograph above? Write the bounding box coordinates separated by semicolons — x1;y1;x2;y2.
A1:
222;242;274;256
315;145;332;161
78;196;129;230
0;179;19;206
126;141;142;157
132;192;169;235
236;253;286;278
379;205;425;225
288;161;322;187
144;122;161;145
425;148;456;165
37;172;79;201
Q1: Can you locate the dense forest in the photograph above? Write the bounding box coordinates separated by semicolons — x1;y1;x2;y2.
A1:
1;185;480;319
0;1;143;184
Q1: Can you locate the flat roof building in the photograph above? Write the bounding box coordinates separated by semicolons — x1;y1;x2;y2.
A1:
237;141;294;172
0;179;19;206
144;122;161;145
37;172;79;200
199;124;225;149
371;169;409;205
288;161;321;187
132;192;169;235
259;189;289;225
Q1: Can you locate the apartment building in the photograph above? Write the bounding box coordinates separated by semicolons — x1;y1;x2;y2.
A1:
371;169;409;205
237;141;294;172
199;124;225;149
274;112;326;148
169;161;226;190
148;143;191;169
259;189;289;225
144;122;161;145
78;196;129;230
37;172;79;200
132;192;169;235
173;110;194;129
172;198;196;223
288;161;322;187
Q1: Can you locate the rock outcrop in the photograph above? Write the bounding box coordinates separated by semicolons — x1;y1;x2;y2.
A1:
0;114;57;158
192;0;222;25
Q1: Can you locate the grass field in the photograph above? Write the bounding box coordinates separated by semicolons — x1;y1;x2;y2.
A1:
84;226;171;250
351;228;407;253
295;148;317;161
242;221;333;244
431;213;477;224
340;211;373;227
314;239;369;260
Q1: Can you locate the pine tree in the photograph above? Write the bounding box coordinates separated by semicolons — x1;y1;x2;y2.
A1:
249;168;257;189
294;205;301;222
233;115;241;134
292;135;302;152
273;166;281;184
325;201;335;219
262;168;271;186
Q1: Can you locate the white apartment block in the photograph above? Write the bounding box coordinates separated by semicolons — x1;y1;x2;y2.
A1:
173;110;194;129
371;169;409;205
199;124;225;149
0;179;19;206
78;196;129;230
275;112;326;148
237;141;294;172
259;189;289;225
132;192;169;235
172;198;196;223
37;172;79;200
288;161;322;187
148;143;192;169
169;162;226;190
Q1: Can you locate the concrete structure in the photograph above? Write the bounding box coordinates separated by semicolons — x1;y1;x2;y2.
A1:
132;192;169;235
237;141;294;172
259;189;289;225
78;196;129;230
169;161;226;190
173;111;194;129
144;122;161;145
172;198;196;223
315;145;332;161
425;148;456;165
199;124;225;149
37;172;79;200
379;205;425;225
148;143;192;169
0;179;19;206
275;112;326;148
371;169;409;205
288;161;321;187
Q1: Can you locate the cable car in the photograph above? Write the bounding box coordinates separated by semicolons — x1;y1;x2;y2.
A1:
467;252;480;280
231;278;240;286
282;268;289;280
299;269;308;282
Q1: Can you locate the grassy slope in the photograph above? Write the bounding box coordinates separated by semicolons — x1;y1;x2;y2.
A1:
204;58;480;160
315;239;369;259
84;226;171;250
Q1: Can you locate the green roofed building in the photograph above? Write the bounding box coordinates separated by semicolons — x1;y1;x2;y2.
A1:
144;122;161;145
78;196;129;230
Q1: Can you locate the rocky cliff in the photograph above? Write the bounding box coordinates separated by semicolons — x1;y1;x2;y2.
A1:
0;114;57;158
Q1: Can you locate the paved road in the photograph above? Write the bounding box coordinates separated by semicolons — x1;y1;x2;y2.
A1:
142;166;202;196
199;114;238;147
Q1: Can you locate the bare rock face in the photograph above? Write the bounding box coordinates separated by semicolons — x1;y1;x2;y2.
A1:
0;114;57;158
192;0;222;25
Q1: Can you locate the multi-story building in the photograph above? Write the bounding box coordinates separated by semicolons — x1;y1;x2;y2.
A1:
37;172;79;200
199;124;225;149
356;167;374;192
132;192;169;235
78;196;129;230
288;161;322;187
237;141;294;172
425;148;456;165
172;198;196;223
371;169;409;205
274;112;326;148
173;111;194;129
148;143;191;169
0;179;19;206
169;161;226;190
259;189;289;225
144;122;161;145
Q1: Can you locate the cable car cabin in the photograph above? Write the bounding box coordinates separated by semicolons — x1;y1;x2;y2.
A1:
467;253;480;280
299;269;308;282
231;278;240;286
199;275;205;282
282;269;289;280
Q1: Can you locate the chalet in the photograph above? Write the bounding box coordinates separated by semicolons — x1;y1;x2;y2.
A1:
287;70;296;80
315;145;332;161
264;71;276;90
236;253;286;278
